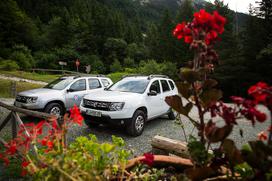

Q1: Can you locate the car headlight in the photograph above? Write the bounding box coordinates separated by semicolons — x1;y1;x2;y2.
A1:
109;102;125;111
26;97;38;104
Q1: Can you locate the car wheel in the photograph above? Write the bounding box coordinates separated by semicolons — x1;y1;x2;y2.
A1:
168;109;176;120
44;103;64;116
126;110;146;136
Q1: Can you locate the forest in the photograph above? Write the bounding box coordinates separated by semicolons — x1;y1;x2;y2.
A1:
0;0;271;99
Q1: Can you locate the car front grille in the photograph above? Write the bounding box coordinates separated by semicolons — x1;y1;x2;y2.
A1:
16;95;28;103
83;99;110;111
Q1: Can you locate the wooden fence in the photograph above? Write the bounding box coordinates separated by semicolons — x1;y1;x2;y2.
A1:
0;101;58;146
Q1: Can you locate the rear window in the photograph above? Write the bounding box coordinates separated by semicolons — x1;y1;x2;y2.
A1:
168;80;175;90
160;80;170;92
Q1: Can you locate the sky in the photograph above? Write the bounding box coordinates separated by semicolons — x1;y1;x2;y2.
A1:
207;0;258;14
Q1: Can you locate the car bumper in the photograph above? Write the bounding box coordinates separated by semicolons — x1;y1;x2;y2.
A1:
80;105;134;119
14;101;44;110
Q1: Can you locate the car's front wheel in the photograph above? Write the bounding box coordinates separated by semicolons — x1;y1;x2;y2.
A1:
168;109;176;120
126;110;146;137
44;103;64;116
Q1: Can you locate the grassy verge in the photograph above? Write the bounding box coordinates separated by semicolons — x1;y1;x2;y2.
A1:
0;70;60;83
0;79;43;98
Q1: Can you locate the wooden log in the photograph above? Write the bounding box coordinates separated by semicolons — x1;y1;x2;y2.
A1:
13;112;30;137
11;113;17;139
151;135;189;158
0;101;57;120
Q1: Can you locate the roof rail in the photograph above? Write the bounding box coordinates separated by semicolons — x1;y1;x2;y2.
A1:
121;74;146;79
61;74;106;79
148;75;169;79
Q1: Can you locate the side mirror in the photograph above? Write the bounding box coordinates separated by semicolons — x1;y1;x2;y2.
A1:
67;89;74;93
147;90;157;96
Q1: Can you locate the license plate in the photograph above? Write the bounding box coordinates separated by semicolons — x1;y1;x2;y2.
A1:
86;110;102;117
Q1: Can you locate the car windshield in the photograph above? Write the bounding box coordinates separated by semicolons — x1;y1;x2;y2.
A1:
44;78;74;90
108;78;149;93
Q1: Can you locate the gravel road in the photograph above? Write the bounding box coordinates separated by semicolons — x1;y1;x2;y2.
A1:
0;98;270;157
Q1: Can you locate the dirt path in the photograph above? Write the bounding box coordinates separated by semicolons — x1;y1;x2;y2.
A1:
0;74;47;85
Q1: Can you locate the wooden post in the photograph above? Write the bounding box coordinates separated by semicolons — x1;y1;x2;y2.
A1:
11;81;17;97
11;113;17;139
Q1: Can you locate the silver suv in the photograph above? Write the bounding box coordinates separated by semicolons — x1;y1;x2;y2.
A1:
14;75;113;116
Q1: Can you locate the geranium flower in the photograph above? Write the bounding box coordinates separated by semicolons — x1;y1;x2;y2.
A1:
257;131;268;141
70;105;84;126
248;82;269;103
141;153;154;167
5;141;17;155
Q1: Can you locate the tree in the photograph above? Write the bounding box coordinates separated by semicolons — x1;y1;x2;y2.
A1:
9;44;35;69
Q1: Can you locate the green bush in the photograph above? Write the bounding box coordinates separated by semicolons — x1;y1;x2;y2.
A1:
0;60;19;71
110;59;122;72
138;59;177;78
123;57;135;68
9;45;35;69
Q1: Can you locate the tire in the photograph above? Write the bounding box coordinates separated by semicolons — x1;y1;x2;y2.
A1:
126;110;146;137
168;109;176;120
44;103;64;116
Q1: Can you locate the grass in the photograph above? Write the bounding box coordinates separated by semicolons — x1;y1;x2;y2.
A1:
0;79;43;98
0;70;60;83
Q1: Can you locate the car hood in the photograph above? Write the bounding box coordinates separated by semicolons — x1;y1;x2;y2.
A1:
83;90;141;102
18;88;62;97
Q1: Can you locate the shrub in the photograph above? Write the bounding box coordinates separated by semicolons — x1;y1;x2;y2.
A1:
0;60;19;71
110;59;122;72
123;57;135;68
9;45;35;69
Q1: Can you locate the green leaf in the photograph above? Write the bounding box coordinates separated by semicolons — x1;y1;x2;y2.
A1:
234;162;254;179
180;68;201;83
165;95;193;116
176;82;191;99
101;143;115;153
222;139;243;165
200;89;222;108
204;121;233;143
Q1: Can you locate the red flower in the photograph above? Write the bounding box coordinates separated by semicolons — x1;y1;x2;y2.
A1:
173;22;186;39
47;140;54;149
2;157;10;166
193;9;212;26
254;110;266;122
21;160;30;168
141;153;154;167
212;11;226;34
248;82;269;103
184;36;193;43
5;141;17;155
70;105;84;126
257;131;267;141
230;96;245;105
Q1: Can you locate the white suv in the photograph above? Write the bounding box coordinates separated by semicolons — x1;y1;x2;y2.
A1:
14;75;113;116
80;75;178;136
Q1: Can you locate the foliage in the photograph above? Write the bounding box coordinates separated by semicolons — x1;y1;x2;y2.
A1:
0;60;19;71
138;60;177;79
9;45;35;69
110;59;122;72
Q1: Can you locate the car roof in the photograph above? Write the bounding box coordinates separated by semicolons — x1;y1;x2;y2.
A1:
122;75;172;81
61;75;109;80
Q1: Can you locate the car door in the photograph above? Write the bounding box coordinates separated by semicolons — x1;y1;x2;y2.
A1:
160;79;172;113
65;79;88;109
146;80;164;118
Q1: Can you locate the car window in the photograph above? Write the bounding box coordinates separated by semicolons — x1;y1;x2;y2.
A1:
149;80;161;94
70;79;86;91
88;78;101;89
160;80;170;92
168;80;175;90
109;78;149;94
44;78;74;90
101;79;110;87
